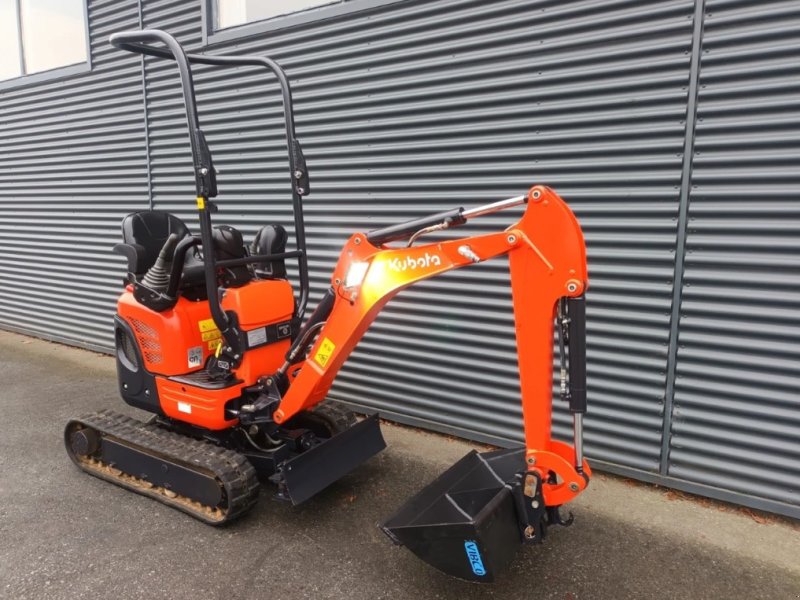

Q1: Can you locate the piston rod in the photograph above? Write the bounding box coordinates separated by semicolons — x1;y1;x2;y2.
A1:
462;195;527;220
573;413;584;473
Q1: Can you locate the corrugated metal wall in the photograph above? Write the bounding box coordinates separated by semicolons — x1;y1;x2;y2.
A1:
0;0;797;518
670;0;800;513
0;0;147;350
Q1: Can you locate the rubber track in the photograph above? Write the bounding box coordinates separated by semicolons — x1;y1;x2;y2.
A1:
65;409;259;525
307;400;358;434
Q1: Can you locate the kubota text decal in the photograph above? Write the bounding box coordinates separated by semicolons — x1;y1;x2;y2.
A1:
387;252;442;272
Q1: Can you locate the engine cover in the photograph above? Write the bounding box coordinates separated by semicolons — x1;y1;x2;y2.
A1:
116;279;295;429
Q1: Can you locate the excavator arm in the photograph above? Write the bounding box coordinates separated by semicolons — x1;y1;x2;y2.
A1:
274;185;590;507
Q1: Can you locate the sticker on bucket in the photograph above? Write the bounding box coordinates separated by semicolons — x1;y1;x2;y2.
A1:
464;540;486;576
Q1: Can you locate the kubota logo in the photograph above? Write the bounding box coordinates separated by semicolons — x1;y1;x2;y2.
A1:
387;252;442;272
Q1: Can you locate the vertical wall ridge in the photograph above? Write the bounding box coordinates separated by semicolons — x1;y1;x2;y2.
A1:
669;0;800;515
661;0;706;475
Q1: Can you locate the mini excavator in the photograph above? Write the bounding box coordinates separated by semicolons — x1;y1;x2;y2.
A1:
65;30;591;582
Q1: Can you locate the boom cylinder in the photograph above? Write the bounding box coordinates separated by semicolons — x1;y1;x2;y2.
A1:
566;295;587;471
566;295;587;414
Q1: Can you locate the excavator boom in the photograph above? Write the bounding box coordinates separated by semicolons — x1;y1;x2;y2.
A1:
276;184;590;505
271;185;592;580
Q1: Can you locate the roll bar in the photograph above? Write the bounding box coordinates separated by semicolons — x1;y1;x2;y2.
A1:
110;30;312;356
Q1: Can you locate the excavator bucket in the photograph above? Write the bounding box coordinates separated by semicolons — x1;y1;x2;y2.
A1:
381;447;527;582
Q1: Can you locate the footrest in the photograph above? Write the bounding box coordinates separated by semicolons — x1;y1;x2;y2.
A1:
169;369;241;390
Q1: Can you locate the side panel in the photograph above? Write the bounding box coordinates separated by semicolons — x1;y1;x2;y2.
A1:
117;291;216;376
222;279;296;383
115;315;162;414
221;279;295;329
155;376;242;430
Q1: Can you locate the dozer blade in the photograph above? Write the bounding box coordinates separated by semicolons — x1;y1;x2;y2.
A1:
381;447;527;582
276;414;386;505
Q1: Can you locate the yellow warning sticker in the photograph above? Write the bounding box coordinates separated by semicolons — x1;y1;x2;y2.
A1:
208;340;220;350
198;318;217;333
196;196;205;210
201;329;222;342
314;337;336;368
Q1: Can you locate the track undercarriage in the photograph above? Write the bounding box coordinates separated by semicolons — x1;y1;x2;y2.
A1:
65;402;385;524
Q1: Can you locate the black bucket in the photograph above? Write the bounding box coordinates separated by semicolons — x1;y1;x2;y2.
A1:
381;447;526;582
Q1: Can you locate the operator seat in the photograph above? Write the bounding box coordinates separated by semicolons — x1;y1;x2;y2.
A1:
212;225;252;288
114;210;209;300
251;224;288;279
114;210;192;276
114;211;286;299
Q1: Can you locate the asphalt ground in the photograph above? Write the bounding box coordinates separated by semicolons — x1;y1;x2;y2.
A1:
0;329;798;600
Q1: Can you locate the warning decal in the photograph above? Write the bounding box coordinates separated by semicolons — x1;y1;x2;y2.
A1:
314;337;336;368
202;329;222;342
198;318;217;333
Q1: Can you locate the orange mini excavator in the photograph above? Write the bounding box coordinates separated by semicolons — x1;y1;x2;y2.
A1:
65;30;591;582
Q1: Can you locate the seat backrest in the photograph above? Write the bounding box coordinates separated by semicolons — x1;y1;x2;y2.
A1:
117;211;191;275
212;225;252;288
250;224;288;279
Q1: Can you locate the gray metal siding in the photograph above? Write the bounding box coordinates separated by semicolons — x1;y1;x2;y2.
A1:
0;0;797;518
0;0;147;350
671;0;800;511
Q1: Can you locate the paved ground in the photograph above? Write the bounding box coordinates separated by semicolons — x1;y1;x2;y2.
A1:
0;329;798;600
